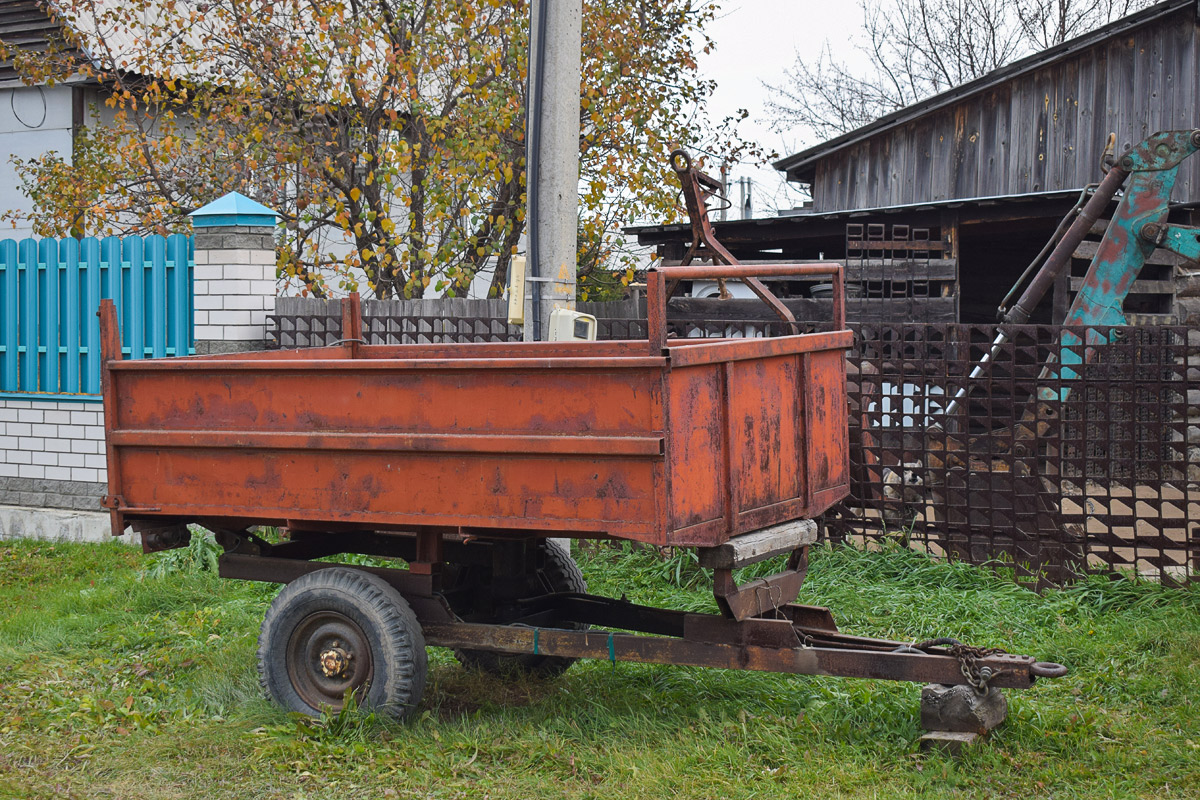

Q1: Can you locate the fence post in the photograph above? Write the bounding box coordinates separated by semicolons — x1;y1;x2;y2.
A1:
190;192;278;354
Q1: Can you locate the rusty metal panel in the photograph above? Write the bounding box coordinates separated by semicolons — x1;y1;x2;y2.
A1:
804;348;851;504
106;353;669;540
114;447;665;537
727;354;803;514
663;338;852;543
665;363;726;533
110;362;664;437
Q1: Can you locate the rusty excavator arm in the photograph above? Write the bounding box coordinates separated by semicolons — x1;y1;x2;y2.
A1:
944;129;1200;432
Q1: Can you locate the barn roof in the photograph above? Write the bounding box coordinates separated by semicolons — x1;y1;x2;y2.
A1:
773;0;1198;184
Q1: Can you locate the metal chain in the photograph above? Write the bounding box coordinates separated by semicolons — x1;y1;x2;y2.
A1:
907;639;1009;695
947;643;1007;695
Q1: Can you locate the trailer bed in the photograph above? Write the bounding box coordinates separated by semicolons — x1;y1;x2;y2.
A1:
101;325;851;547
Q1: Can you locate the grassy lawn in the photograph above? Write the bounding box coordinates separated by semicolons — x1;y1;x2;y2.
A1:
0;537;1197;799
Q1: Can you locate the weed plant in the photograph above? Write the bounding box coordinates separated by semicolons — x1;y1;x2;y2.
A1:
140;529;222;580
0;538;1196;799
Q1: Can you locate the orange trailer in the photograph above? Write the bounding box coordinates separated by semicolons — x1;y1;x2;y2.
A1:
100;264;1063;724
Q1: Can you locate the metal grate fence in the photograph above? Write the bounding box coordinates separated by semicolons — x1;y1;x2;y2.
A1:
269;297;520;347
837;322;1198;586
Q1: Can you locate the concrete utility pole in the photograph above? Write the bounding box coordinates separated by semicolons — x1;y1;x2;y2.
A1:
524;0;583;341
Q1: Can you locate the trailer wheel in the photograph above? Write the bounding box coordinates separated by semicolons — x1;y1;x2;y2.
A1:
258;567;427;720
449;540;588;678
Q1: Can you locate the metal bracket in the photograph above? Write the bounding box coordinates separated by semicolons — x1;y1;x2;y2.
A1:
1139;222;1200;262
132;521;191;553
213;528;272;557
523;275;575;285
1118;129;1200;172
713;547;809;621
100;495;161;514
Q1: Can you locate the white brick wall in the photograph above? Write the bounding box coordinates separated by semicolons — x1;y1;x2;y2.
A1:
192;247;276;341
0;398;107;483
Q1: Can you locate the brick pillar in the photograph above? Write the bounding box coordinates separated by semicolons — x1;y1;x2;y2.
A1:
190;192;279;354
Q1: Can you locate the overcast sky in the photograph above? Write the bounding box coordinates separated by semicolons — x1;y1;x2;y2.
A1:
698;2;863;215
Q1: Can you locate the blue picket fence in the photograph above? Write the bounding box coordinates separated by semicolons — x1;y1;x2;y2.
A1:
0;234;194;397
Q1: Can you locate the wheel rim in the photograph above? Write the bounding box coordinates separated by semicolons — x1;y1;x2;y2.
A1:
285;611;374;711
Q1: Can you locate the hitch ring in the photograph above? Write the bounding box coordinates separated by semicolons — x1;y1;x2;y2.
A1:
1031;661;1068;678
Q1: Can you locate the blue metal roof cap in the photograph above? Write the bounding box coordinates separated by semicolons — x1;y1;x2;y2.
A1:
191;191;279;227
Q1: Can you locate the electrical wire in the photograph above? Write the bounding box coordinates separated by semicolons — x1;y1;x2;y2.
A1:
10;86;47;129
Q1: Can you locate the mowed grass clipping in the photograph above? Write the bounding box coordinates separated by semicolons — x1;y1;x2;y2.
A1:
0;537;1197;800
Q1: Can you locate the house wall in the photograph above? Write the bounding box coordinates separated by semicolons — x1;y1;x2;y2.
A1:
0;84;74;240
807;7;1200;211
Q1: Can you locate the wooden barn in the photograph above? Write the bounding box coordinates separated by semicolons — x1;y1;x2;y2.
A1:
630;0;1200;325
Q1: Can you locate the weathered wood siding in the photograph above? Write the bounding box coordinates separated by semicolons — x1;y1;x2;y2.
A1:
810;9;1200;210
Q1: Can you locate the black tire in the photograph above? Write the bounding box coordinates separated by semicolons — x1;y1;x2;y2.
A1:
258;567;427;721
450;540;588;678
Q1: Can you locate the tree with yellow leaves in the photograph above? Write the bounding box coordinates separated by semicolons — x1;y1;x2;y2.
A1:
2;0;750;299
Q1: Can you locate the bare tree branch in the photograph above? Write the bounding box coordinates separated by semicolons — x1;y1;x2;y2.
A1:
766;0;1156;142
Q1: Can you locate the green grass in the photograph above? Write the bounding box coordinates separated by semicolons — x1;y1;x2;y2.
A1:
0;538;1197;799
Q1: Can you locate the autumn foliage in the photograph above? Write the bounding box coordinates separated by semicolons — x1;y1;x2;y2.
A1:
1;0;744;299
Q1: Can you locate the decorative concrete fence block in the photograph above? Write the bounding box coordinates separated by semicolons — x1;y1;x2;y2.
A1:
191;192;280;354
